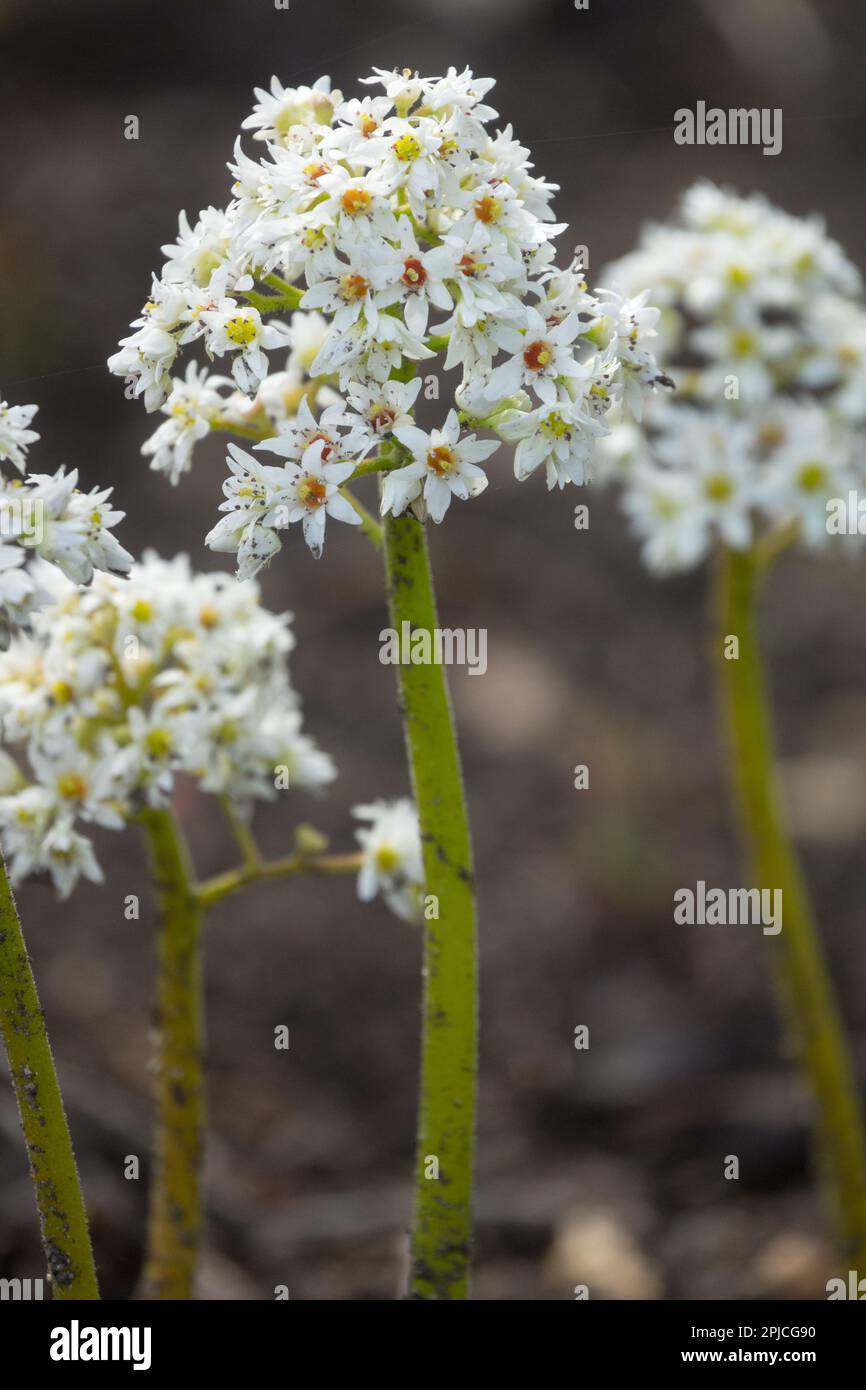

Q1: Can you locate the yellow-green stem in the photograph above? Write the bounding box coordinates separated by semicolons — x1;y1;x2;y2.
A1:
382;507;477;1299
140;808;205;1299
0;852;99;1298
717;546;866;1265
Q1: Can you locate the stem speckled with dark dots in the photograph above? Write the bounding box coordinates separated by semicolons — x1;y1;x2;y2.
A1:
382;505;477;1299
0;852;99;1299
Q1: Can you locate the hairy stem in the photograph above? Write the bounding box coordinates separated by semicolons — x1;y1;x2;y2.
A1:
0;853;99;1299
717;546;866;1266
382;506;477;1299
140;808;205;1299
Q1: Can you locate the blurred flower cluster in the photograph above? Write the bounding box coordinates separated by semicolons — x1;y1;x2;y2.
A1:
109;67;666;566
598;182;866;571
0;396;131;641
0;553;333;896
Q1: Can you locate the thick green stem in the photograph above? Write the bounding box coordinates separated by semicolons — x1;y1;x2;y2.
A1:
140;808;205;1299
0;852;99;1298
717;546;866;1265
382;507;477;1299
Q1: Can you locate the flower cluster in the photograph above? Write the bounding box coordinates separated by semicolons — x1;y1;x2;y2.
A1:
0;395;132;641
110;67;666;568
597;182;866;572
352;797;424;923
0;553;334;896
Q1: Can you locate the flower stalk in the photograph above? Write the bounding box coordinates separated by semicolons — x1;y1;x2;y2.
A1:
140;807;205;1300
382;506;477;1299
716;545;866;1266
0;852;99;1299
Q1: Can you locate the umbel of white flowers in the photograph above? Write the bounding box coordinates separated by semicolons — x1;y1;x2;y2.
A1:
0;394;132;641
0;549;425;919
0;553;334;896
109;66;668;569
596;182;866;572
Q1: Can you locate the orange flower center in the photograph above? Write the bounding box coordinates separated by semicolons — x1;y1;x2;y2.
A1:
341;187;372;216
297;476;327;509
426;445;457;475
523;339;554;372
370;407;397;432
474;195;501;224
339;273;369;302
401;257;427;289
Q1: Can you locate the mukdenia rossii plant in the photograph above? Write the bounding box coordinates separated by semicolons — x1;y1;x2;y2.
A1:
0;394;132;1299
600;183;866;1268
0;551;423;1297
109;65;666;1297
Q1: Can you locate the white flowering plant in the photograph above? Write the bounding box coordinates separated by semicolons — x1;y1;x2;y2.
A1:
0;392;137;1299
105;63;667;1302
599;183;866;1274
0;395;132;644
110;66;668;567
598;182;866;572
0;542;425;1298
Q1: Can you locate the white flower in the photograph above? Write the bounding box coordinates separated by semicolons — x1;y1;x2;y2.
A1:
200;299;292;394
142;363;231;482
499;398;607;489
242;75;340;143
485;307;586;407
385;410;498;522
353;797;424;923
621;468;711;574
0;400;39;473
266;439;361;558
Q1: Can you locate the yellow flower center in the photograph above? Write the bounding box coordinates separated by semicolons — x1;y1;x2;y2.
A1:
146;728;172;758
225;315;258;347
375;846;400;873
731;329;755;357
540;411;571;440
57;772;87;800
704;474;733;502
798;461;827;492
393;133;421;162
132;599;153;622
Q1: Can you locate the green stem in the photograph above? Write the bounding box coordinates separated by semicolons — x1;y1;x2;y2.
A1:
716;546;866;1266
382;506;477;1299
195;850;362;911
339;487;383;550
139;808;205;1299
0;852;99;1298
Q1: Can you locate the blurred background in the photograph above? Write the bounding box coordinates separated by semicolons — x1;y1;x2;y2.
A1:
1;0;865;1299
